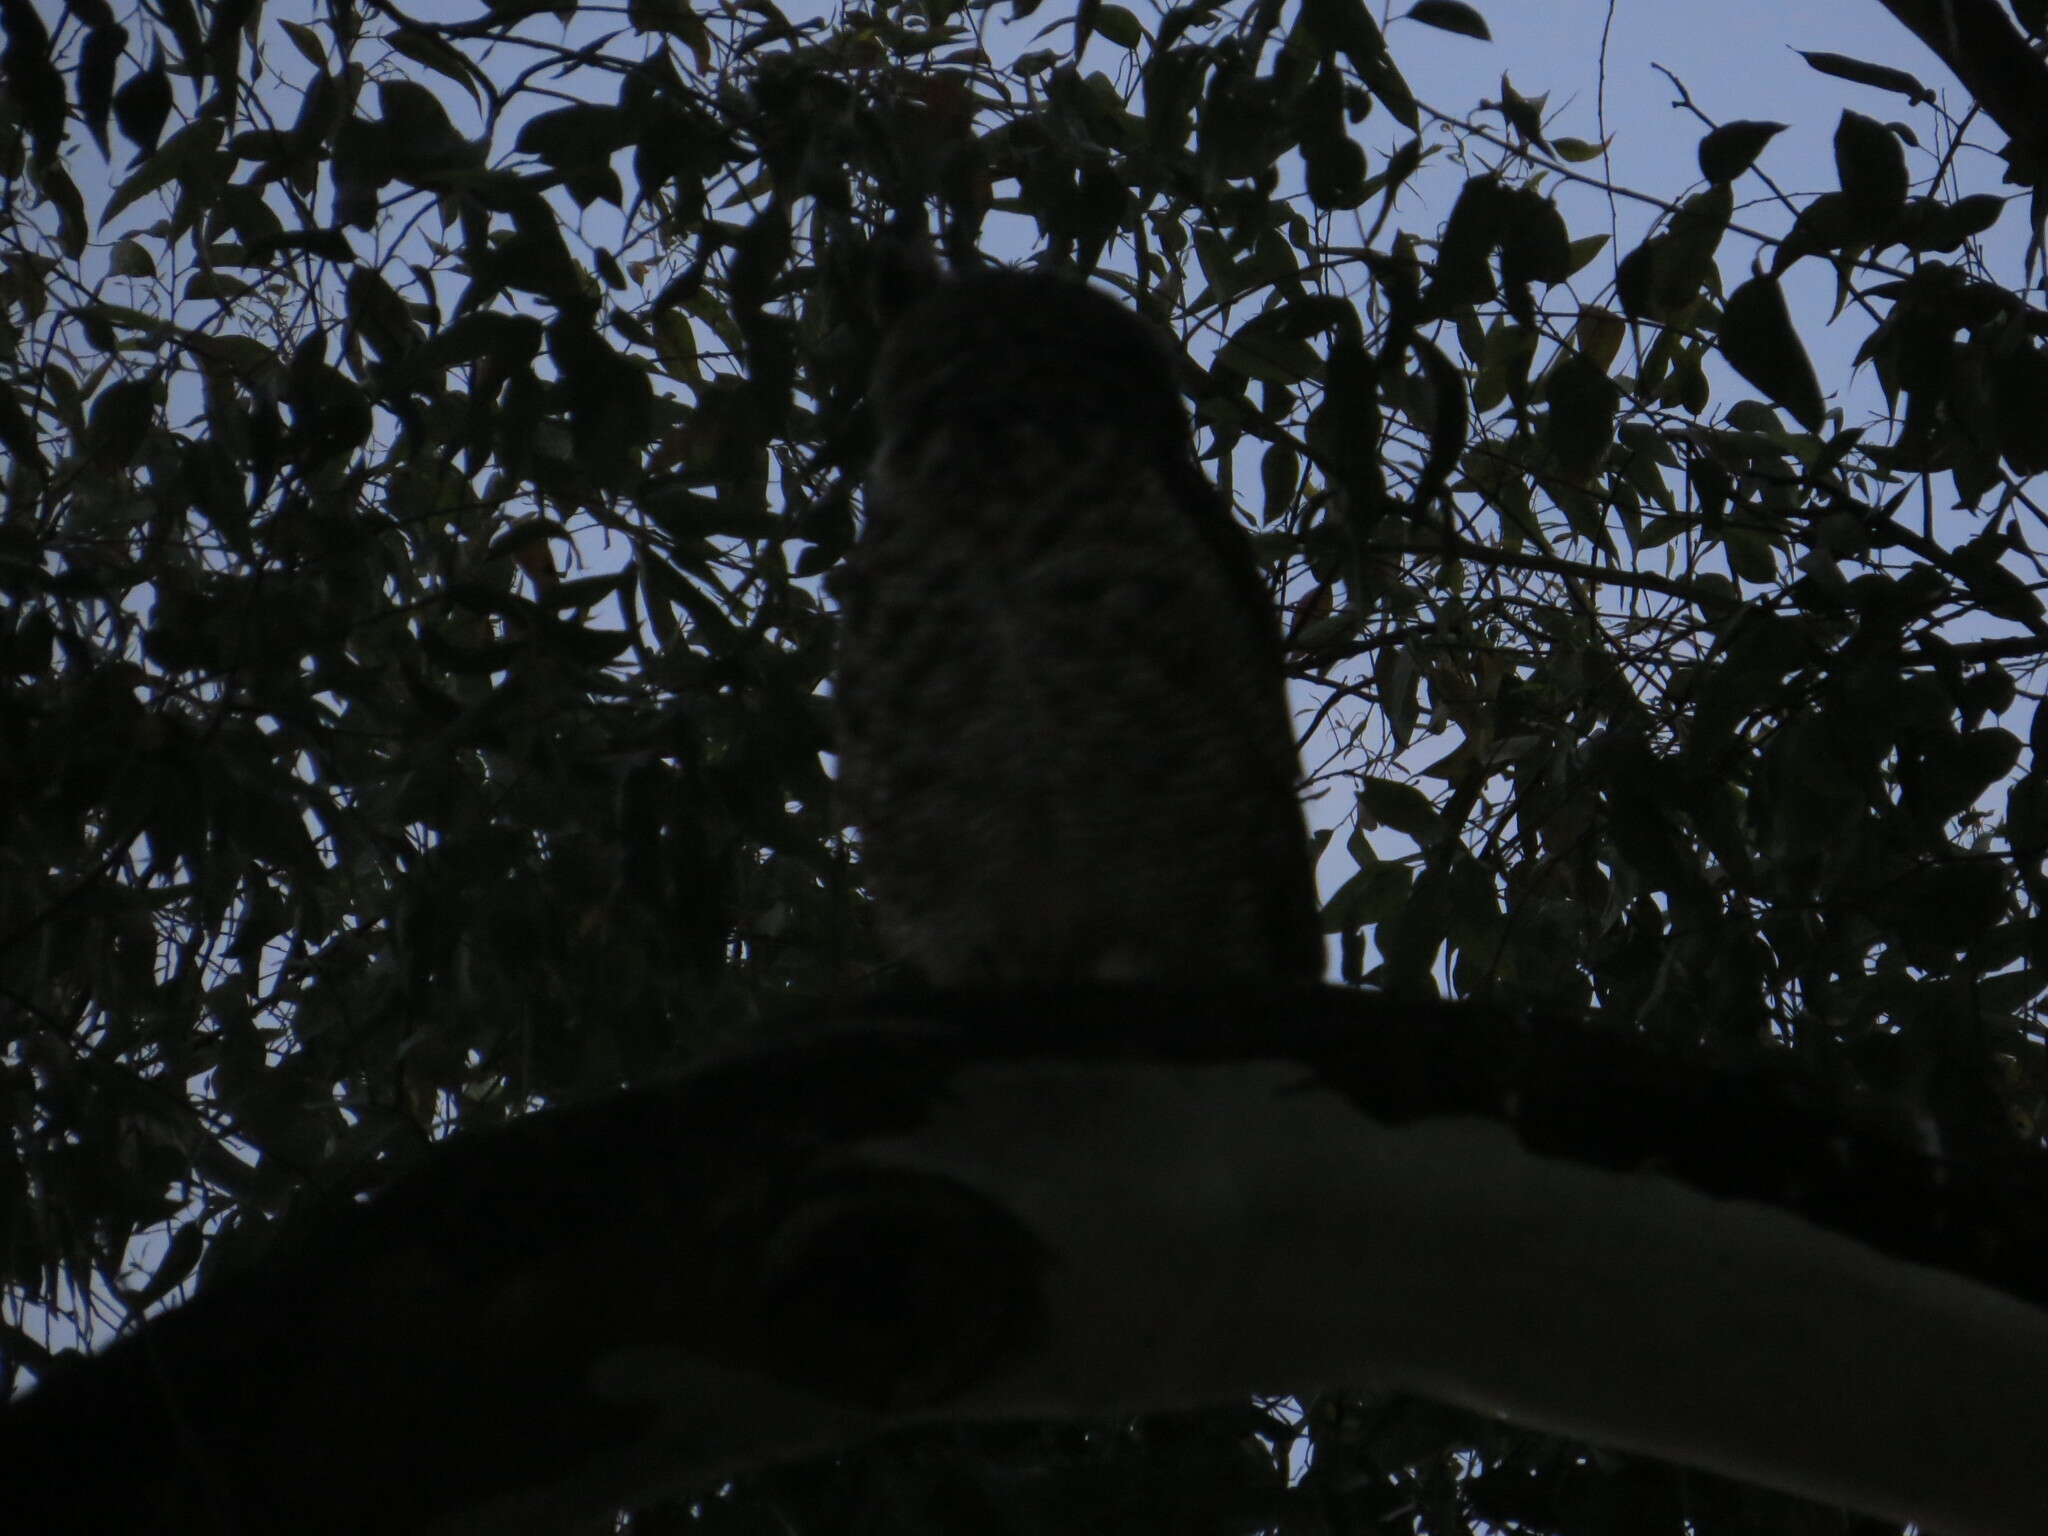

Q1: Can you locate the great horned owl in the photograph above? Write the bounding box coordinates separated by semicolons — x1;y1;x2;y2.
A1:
834;264;1322;985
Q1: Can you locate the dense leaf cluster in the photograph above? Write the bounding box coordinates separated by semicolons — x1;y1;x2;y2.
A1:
3;0;2047;1530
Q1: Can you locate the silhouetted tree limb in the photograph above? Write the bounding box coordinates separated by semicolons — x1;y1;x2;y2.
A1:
8;987;2048;1535
1874;0;2048;178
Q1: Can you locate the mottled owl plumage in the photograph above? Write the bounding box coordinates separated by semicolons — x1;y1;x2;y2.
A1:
835;265;1322;984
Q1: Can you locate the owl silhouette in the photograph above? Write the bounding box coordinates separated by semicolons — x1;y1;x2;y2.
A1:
834;263;1322;985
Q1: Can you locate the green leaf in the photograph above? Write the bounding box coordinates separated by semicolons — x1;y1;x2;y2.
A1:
1544;349;1620;482
1322;860;1415;928
41;165;87;260
245;227;357;264
1090;3;1144;46
1305;136;1368;210
517;102;632;167
1549;135;1610;163
378;79;480;182
1359;777;1445;843
1796;49;1935;105
278;19;326;68
1574;305;1624;370
1563;231;1608;276
1425;173;1503;312
2;0;64;167
109;238;156;278
1259;442;1299;522
111;48;172;158
1495;73;1547;147
1405;0;1489;41
1771;189;1882;272
103;118;226;223
1497;185;1571;287
1834;110;1908;215
1300;0;1418;130
1718;274;1825;431
1617;183;1731;320
387;25;484;104
76;22;126;158
1697;120;1784;184
1920;192;2006;250
1612;238;1675;322
1216;321;1321;385
184;272;256;301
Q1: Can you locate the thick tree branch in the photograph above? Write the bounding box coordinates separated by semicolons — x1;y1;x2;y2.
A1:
7;987;2048;1535
1873;0;2048;174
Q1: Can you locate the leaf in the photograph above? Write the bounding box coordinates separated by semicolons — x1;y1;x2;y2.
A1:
278;19;325;68
1618;188;1730;322
1359;776;1445;843
184;271;256;301
0;0;64;166
1425;173;1503;312
415;310;545;373
1090;3;1143;46
0;392;44;476
1544;348;1620;482
1563;232;1608;276
1411;336;1468;507
344;266;424;361
1549;135;1610;163
182;331;278;379
1697;120;1784;184
516;102;631;167
1618;186;1730;321
111;47;172;160
1718;274;1825;431
245;227;356;264
1305;136;1368;210
41;164;87;259
1574;305;1625;372
1795;49;1935;105
1990;342;2048;475
385;25;483;105
84;376;156;466
1406;0;1489;41
1497;185;1571;287
1216;319;1321;384
551;322;654;489
76;22;127;158
630;0;715;71
1834;110;1908;215
1323;861;1415;929
1923;192;2006;250
103;118;225;224
109;237;156;277
377;79;478;181
485;0;576;18
1259;442;1299;522
1300;0;1418;130
1496;73;1548;147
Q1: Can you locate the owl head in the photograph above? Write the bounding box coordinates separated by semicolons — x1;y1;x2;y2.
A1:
866;253;1193;469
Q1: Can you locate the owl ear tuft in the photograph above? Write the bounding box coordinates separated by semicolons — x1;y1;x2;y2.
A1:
871;224;945;327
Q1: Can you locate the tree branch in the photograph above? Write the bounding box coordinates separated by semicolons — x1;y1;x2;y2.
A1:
1873;0;2048;173
8;987;2048;1535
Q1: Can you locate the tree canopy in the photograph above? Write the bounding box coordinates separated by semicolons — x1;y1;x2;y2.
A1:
5;0;2048;1531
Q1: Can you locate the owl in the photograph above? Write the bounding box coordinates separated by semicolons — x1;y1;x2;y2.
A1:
834;263;1323;985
